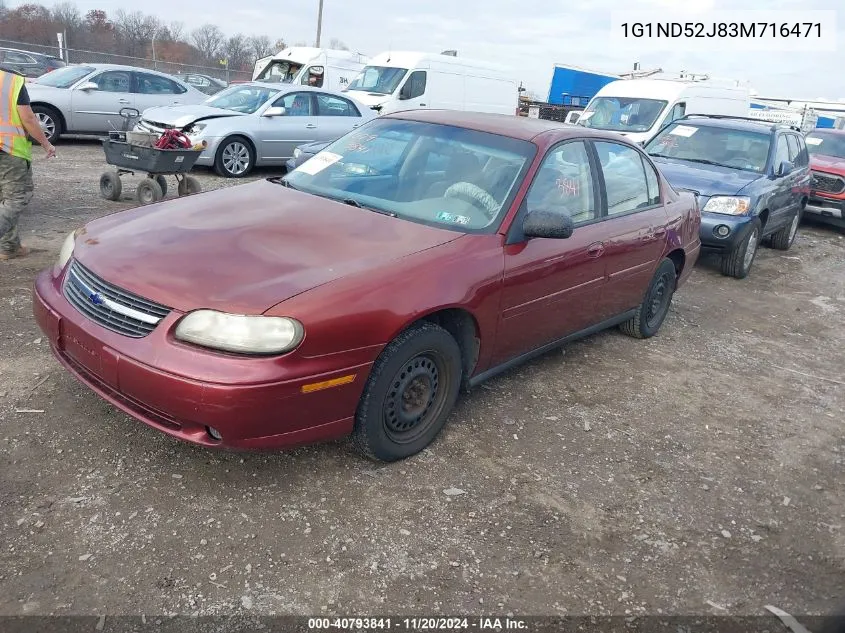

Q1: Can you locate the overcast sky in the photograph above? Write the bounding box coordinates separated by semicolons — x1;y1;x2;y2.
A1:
12;0;845;101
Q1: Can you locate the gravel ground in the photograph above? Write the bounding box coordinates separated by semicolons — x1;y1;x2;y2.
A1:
0;142;843;619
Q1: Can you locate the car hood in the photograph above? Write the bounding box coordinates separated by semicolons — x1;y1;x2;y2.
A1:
72;179;461;314
650;157;763;197
810;153;845;176
343;91;389;109
140;105;243;128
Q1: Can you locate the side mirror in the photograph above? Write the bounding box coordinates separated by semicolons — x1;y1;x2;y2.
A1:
568;112;580;124
263;106;286;117
523;210;574;240
78;81;98;91
777;160;794;177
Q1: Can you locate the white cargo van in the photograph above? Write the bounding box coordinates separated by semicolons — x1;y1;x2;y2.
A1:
577;78;751;144
344;51;519;115
252;47;369;93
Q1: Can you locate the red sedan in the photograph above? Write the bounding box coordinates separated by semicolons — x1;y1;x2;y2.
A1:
33;110;701;462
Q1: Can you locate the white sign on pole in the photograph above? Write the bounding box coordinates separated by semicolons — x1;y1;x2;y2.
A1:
56;33;64;60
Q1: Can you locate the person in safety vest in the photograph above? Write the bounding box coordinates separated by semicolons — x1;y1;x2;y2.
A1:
0;66;57;261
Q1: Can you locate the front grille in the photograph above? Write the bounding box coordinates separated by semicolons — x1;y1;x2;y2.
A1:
63;260;171;338
136;119;172;134
811;171;845;194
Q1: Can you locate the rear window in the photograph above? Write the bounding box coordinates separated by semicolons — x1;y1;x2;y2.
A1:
34;65;94;88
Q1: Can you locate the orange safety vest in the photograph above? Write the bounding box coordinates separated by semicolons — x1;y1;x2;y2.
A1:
0;70;32;161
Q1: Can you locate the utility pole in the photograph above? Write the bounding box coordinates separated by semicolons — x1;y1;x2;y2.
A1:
315;0;324;47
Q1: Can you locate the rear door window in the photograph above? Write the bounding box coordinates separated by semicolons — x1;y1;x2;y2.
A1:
786;134;799;163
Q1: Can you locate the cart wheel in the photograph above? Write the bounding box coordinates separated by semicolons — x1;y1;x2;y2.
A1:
178;176;202;197
136;179;163;205
154;175;168;198
99;171;122;201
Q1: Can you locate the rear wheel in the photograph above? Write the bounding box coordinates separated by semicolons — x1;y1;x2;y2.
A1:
619;258;677;339
99;170;122;201
32;105;62;144
721;220;761;279
214;136;255;178
769;209;801;251
177;175;202;196
353;322;462;462
136;178;163;205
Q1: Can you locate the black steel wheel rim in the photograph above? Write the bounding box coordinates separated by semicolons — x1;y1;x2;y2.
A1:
645;272;673;329
383;352;447;443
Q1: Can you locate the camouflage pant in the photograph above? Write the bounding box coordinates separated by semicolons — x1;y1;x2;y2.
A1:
0;151;34;255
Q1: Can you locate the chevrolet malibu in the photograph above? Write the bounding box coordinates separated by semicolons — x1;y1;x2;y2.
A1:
33;111;701;462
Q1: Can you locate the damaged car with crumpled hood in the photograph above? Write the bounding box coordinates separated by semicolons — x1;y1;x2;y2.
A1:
135;82;375;177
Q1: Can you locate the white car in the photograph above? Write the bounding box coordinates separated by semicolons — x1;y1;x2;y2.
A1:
137;83;376;177
26;63;207;143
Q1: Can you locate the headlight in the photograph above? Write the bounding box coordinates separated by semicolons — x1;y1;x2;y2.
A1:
174;310;304;354
56;230;77;270
293;148;302;159
702;196;751;215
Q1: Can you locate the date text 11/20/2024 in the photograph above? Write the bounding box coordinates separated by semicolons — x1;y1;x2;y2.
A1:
307;617;528;631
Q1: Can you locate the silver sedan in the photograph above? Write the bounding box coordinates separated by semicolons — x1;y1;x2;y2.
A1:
136;83;377;177
26;63;207;143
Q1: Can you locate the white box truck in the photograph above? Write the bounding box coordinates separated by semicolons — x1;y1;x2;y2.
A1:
343;51;519;115
252;47;369;93
577;78;751;144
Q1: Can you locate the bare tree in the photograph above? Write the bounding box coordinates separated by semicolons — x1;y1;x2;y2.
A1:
113;10;160;57
192;24;225;62
0;0;7;18
247;35;275;59
51;1;81;30
224;33;250;70
329;38;349;51
168;21;185;43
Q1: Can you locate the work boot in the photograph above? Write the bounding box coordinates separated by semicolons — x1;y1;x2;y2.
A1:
0;245;30;260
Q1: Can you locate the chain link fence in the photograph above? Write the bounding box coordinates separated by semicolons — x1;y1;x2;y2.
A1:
0;38;253;83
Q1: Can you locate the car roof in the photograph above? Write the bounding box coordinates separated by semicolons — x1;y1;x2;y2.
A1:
241;82;358;98
671;116;795;135
63;62;188;77
382;109;615;142
0;46;58;60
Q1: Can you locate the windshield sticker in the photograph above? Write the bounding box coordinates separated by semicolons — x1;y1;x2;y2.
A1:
669;125;698;138
437;212;470;225
806;137;823;145
295;151;342;175
346;134;379;153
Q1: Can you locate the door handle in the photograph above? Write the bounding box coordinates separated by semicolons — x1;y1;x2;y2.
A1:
419;103;426;107
305;124;317;129
587;242;604;257
118;99;130;104
651;226;666;238
352;124;360;128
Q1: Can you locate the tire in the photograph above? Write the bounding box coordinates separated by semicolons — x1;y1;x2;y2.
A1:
720;220;761;279
177;175;202;196
32;105;62;144
214;136;255;178
136;178;163;205
769;209;801;251
619;258;677;339
99;170;122;201
353;322;463;462
155;175;168;198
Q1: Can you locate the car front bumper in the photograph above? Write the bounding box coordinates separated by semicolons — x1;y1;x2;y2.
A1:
699;212;757;252
32;267;373;451
805;195;845;226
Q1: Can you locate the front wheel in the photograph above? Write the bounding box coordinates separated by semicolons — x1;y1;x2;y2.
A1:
720;220;761;279
32;105;62;144
353;322;463;462
99;170;122;201
177;175;202;196
214;137;255;178
769;209;801;251
619;258;677;339
136;178;163;205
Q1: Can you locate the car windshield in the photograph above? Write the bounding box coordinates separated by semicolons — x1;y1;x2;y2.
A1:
805;131;845;160
283;118;535;232
256;60;303;83
34;65;94;88
645;123;771;173
579;97;668;132
205;84;279;114
347;66;408;95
